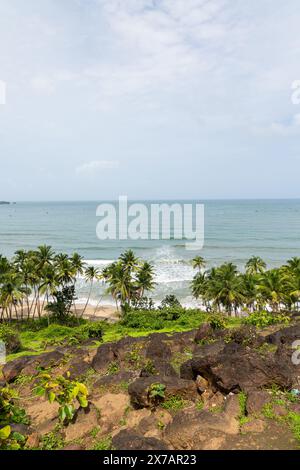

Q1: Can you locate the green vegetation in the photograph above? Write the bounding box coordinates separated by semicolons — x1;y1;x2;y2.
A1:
41;430;64;450
191;255;300;316
0;324;21;353
162;395;186;412
34;372;89;423
92;435;112;450
149;383;166;405
0;386;28;450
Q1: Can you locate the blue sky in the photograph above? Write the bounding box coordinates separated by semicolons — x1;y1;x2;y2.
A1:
0;0;300;201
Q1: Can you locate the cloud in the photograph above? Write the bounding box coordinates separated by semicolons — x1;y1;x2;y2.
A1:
75;160;119;175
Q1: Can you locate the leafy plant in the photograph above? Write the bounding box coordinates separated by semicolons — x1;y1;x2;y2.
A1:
162;395;185;412
41;430;64;450
243;310;290;328
208;313;227;330
0;324;21;353
0;425;26;450
34;372;89;423
149;383;166;405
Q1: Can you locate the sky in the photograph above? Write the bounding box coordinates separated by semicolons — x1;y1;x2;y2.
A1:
0;0;300;201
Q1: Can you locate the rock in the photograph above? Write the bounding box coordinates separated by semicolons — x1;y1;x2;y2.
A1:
128;375;197;408
91;393;129;433
67;359;92;380
195;375;209;393
64;404;99;441
242;419;266;433
27;399;60;435
289;403;300;414
203;391;224;411
230;325;264;347
266;324;300;346
164;406;239;449
145;336;177;376
180;340;226;383
112;430;170;450
125;409;152;429
91;343;116;372
2;355;35;382
194;323;214;343
26;432;40;448
272;404;287;417
186;342;299;393
63;443;86;450
247;390;271;415
10;423;31;435
94;370;138;388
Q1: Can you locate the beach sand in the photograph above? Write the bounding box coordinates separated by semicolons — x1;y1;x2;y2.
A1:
1;303;120;323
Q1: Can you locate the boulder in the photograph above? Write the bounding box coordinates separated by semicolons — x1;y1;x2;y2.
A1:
194;323;214;343
184;342;300;393
247;390;271;415
242;418;266;433
128;375;197;408
164;403;239;449
144;336;177;376
112;430;169;450
91;393;129;434
266;324;300;346
91;343;117;372
2;355;35;382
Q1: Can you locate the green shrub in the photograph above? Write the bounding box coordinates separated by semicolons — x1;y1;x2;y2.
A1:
0;324;21;353
243;310;290;328
208;313;227;330
79;322;103;340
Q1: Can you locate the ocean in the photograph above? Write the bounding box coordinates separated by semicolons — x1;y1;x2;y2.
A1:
1;200;300;306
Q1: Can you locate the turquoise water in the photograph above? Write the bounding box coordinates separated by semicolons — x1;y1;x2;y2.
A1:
1;200;300;305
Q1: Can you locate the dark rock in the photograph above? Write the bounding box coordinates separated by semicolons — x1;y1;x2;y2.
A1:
229;325;264;347
180;340;226;382
184;341;300;393
194;323;214;343
94;370;139;388
128;375;197;408
92;343;117;372
67;360;92;380
10;423;31;435
266;324;300;346
247;390;271;415
112;430;169;450
2;356;35;382
144;336;177;376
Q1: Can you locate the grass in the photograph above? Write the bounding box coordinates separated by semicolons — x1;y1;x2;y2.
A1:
161;395;186;412
286;412;300;443
238;391;247;419
41;431;64;450
92;436;112;450
3;310;244;364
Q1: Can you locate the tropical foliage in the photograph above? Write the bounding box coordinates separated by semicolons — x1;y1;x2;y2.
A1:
191;255;300;316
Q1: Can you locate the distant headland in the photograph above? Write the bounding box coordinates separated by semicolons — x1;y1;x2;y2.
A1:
0;201;11;205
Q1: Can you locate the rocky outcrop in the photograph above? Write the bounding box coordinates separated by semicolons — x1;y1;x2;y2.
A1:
128;375;198;408
112;430;170;450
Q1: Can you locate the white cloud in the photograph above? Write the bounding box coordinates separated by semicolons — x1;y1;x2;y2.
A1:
76;160;119;175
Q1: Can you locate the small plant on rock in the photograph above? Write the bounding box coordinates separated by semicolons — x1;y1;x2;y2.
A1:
149;383;166;406
34;371;89;423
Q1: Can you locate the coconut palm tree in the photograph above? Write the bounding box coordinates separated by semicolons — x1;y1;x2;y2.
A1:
82;266;100;315
245;256;267;275
257;269;286;312
136;261;155;298
192;256;206;272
